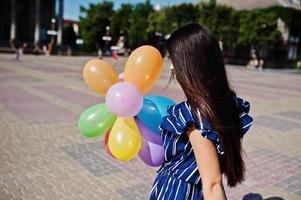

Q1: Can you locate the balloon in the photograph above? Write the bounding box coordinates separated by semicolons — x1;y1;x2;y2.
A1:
108;117;142;160
104;130;115;158
105;82;143;117
83;59;119;96
145;96;175;117
138;138;164;167
78;104;117;137
137;98;162;133
137;96;175;133
124;45;163;93
135;117;163;145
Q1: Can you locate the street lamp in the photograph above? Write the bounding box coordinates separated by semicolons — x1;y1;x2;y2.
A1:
50;18;56;44
102;26;112;56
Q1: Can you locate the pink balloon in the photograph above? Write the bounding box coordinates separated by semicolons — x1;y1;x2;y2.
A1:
105;82;143;117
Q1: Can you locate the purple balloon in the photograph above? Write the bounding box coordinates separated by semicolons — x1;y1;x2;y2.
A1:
135;117;163;145
138;138;164;167
105;82;143;117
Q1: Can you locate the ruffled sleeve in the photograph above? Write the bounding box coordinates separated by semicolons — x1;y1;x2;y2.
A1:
159;96;253;155
234;96;253;136
159;101;225;154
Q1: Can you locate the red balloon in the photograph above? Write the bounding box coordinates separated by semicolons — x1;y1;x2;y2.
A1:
104;130;115;158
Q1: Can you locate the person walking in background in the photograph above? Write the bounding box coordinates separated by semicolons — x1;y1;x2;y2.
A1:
247;47;259;69
10;39;21;61
149;23;253;200
258;58;264;71
112;49;118;63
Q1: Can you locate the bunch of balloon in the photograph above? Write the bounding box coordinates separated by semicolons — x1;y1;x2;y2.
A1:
78;45;175;166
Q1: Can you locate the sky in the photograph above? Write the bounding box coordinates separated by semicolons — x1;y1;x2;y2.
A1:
63;0;201;20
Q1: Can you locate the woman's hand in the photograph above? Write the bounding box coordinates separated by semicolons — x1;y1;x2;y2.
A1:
187;128;227;200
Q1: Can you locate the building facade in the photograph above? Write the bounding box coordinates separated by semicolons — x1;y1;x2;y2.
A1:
217;0;301;68
0;0;63;49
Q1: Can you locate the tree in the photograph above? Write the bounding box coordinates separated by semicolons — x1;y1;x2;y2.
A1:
147;7;174;36
169;3;199;28
237;10;281;47
147;3;199;38
198;0;239;45
110;4;133;46
128;0;154;47
79;1;114;52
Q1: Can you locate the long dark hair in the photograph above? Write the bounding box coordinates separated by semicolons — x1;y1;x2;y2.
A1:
167;23;245;187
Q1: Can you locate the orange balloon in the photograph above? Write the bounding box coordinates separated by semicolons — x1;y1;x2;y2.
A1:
124;45;163;93
83;59;119;96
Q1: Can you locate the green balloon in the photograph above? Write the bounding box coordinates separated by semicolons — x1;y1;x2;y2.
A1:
78;103;116;137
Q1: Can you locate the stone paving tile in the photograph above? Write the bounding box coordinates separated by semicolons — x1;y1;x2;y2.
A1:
245;149;301;189
35;85;103;108
64;75;84;81
0;54;301;200
148;85;185;102
0;74;42;83
276;111;301;121
0;86;77;124
276;173;301;196
28;66;79;74
224;148;301;199
61;142;122;176
236;84;300;98
0;66;16;73
254;115;301;132
237;80;301;93
235;88;279;99
116;183;151;200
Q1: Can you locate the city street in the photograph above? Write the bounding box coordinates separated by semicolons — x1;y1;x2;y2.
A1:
0;53;301;200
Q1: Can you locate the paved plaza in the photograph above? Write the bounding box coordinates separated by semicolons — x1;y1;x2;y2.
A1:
0;53;301;200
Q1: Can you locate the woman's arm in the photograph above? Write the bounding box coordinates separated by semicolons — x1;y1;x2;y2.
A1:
187;129;227;200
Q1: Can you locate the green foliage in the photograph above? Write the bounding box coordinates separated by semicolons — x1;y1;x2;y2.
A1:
110;4;133;45
262;6;295;24
128;0;154;47
147;3;199;37
147;8;173;36
78;0;297;52
169;3;199;28
79;1;114;52
198;0;282;47
237;10;281;46
198;1;239;45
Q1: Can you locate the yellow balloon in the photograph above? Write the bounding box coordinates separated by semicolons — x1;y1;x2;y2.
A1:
83;59;119;96
108;117;142;160
124;45;163;93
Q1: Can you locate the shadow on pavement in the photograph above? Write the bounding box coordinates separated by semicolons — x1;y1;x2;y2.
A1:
243;193;285;200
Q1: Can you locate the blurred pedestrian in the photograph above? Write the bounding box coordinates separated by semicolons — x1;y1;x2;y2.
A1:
33;42;43;55
97;49;103;59
258;58;264;71
250;47;259;69
112;49;118;63
10;39;21;61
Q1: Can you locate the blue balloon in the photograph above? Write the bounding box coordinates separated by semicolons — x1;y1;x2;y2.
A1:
137;96;175;133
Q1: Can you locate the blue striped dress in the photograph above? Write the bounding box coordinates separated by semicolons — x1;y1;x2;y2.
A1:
148;96;253;200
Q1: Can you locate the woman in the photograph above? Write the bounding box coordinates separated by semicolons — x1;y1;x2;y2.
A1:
149;23;253;200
